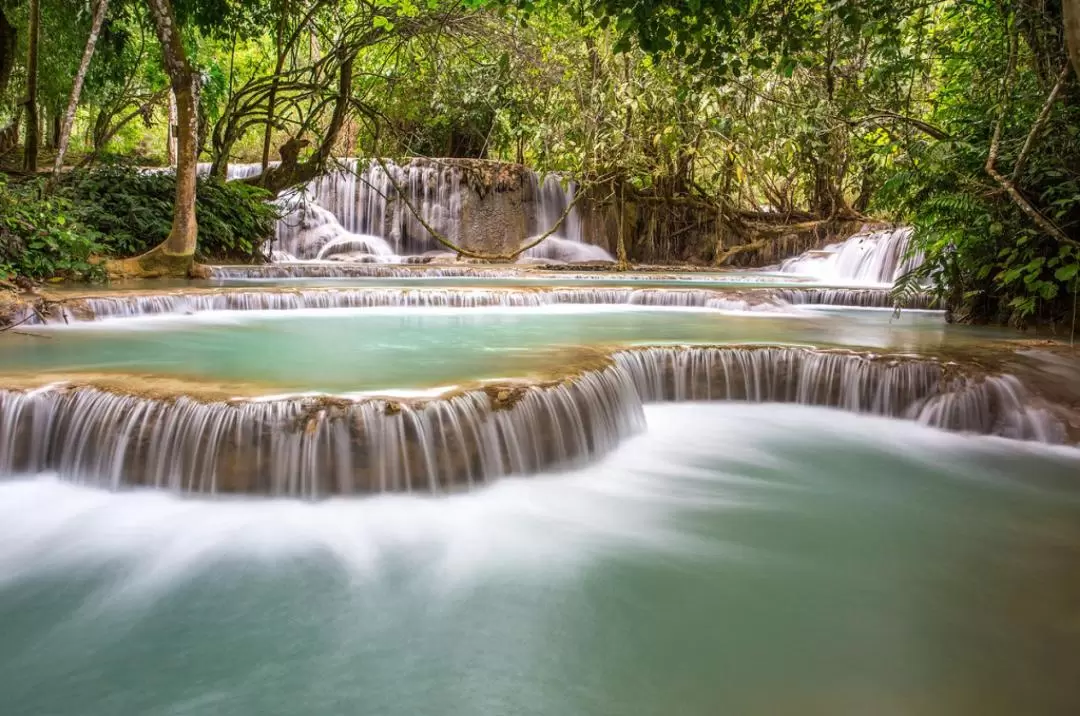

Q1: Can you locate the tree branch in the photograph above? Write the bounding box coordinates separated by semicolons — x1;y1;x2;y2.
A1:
1011;62;1071;182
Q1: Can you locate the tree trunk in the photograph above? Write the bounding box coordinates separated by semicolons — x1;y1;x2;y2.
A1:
1065;0;1080;80
23;0;39;172
167;89;177;165
250;52;355;196
52;0;109;179
261;1;288;171
134;0;199;274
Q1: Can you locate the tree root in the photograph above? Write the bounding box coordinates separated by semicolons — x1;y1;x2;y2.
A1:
105;243;194;279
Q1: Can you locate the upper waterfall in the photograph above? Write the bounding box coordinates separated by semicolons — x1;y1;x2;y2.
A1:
780;226;924;285
220;159;613;263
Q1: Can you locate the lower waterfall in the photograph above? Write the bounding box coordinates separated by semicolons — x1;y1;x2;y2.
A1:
0;368;644;496
0;347;1066;496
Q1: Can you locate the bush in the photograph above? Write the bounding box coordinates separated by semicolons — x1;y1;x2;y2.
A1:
0;177;104;282
58;163;279;262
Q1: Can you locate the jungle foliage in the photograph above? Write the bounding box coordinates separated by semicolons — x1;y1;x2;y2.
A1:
0;165;276;280
0;0;1077;324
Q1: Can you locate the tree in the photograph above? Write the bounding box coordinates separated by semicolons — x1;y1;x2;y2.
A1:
51;0;109;177
22;0;39;172
1066;0;1080;79
125;0;199;275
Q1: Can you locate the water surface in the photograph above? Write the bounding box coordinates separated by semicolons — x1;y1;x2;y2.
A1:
0;305;1004;392
2;404;1077;715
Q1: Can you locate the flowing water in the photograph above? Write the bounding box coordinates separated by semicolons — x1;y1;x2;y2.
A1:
781;226;924;285
1;189;1077;710
2;405;1079;715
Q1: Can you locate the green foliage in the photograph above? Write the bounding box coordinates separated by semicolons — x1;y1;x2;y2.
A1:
57;164;279;262
873;1;1080;326
0;176;104;281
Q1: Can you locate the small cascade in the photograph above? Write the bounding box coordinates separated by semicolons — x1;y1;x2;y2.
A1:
615;347;943;411
273;197;396;260
907;374;1065;442
612;346;1066;441
208;263;525;279
0;368;644;496
774;288;933;309
534;173;584;243
521;173;614;263
31;288;782;323
780;227;924;285
272;159;463;256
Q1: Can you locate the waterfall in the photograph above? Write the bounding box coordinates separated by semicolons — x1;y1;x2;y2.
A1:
0;347;1066;496
521;174;614;263
208;263;529;279
273;198;396;260
773;288;933;309
613;346;1063;442
780;227;924;285
218;159;615;262
29;288;788;323
0;368;644;496
264;159;465;256
20;285;950;325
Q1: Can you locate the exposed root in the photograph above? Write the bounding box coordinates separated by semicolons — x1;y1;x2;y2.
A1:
105;244;194;279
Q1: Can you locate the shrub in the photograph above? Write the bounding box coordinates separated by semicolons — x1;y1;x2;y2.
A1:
0;177;104;282
58;163;279;262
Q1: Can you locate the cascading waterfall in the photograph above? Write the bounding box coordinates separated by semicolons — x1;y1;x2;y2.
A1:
773;287;933;309
0;368;644;496
294;159;464;256
28;288;786;323
272;197;397;261
221;159;614;262
780;226;924;285
614;346;1063;441
520;174;614;263
0;347;1066;496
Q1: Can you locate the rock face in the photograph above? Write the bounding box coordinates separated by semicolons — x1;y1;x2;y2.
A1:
267;158;574;259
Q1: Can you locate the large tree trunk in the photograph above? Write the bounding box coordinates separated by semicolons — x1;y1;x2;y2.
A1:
121;0;199;276
52;0;109;179
1065;0;1080;79
23;0;39;172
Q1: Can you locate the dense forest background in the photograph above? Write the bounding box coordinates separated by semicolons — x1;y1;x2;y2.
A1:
0;0;1079;326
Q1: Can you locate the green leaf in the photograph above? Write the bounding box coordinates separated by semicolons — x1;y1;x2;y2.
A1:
1054;264;1079;281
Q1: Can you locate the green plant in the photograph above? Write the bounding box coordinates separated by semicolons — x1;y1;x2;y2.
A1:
0;176;104;281
57;163;279;262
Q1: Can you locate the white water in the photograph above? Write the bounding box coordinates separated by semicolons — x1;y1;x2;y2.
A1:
520;173;614;263
781;226;924;285
0;347;1064;495
224;159;613;263
30;288;790;324
2;404;1079;715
